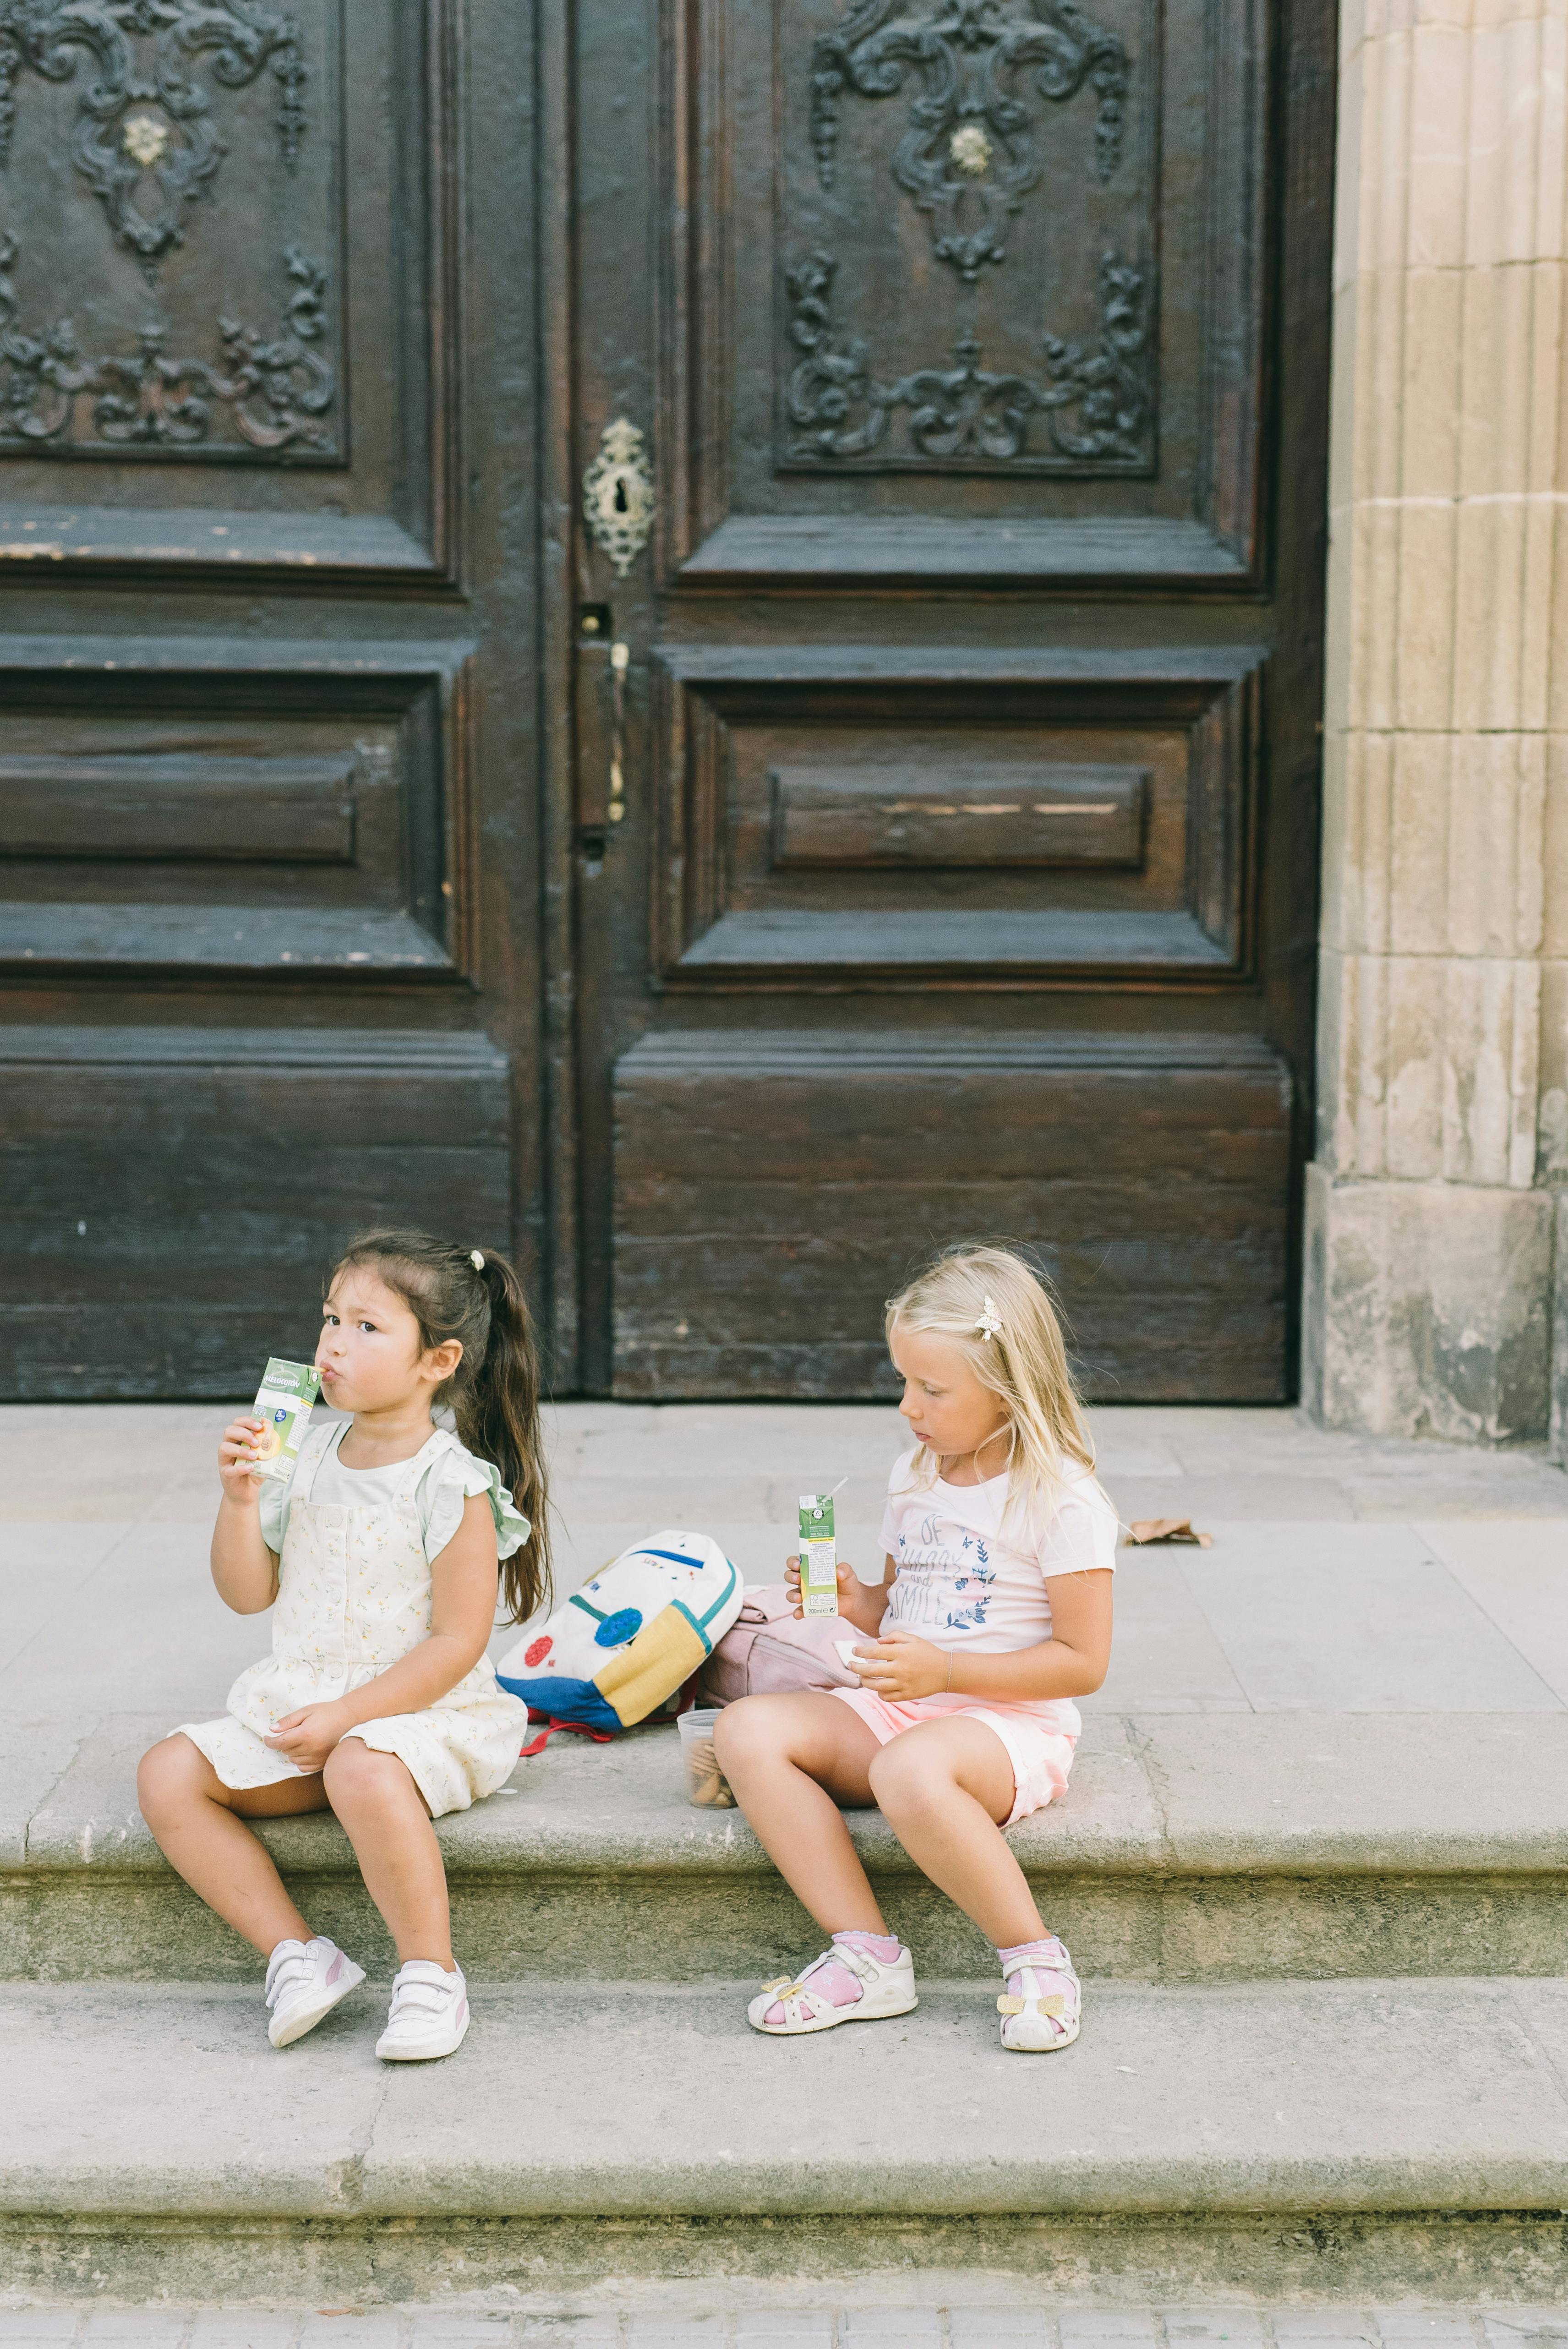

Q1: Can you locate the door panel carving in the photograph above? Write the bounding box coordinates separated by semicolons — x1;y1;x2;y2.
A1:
651;643;1261;985
0;0;464;583
808;0;1131;282
0;0;310;278
784;247;1152;471
660;0;1264;580
0;237;336;456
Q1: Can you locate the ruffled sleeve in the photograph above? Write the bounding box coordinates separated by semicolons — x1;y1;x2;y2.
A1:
417;1435;532;1563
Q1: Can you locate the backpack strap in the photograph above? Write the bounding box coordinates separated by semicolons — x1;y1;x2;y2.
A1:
290;1419;344;1506
519;1716;617;1758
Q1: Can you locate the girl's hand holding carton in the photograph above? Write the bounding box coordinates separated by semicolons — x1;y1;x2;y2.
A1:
137;1230;550;2068
783;1545;883;1633
217;1416;271;1508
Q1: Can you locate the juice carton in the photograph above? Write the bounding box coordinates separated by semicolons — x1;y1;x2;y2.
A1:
248;1358;322;1482
798;1492;839;1618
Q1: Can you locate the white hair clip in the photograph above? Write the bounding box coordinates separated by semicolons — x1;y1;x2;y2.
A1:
974;1295;1004;1343
470;1250;485;1271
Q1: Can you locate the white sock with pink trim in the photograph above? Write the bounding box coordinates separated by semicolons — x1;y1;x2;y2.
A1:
763;1930;902;2025
997;1933;1072;1994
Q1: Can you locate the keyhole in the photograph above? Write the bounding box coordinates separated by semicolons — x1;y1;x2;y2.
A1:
614;478;629;513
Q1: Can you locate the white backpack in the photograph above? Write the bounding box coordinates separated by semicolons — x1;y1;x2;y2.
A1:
496;1530;743;1738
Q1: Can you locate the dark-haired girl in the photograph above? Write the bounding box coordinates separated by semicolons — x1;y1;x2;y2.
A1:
138;1231;551;2063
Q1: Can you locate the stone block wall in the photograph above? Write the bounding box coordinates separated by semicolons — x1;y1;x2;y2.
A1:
1308;0;1568;1449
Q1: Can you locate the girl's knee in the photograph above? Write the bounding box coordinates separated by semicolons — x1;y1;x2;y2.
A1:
323;1738;413;1812
712;1696;770;1764
868;1739;949;1818
136;1733;209;1820
322;1737;379;1797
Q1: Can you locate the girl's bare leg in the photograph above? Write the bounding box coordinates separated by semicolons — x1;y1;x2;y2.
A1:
867;1716;1047;1947
713;1693;889;1934
137;1732;330;1956
322;1739;454;1969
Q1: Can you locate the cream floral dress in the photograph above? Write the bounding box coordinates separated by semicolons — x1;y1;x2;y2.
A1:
177;1421;530;1818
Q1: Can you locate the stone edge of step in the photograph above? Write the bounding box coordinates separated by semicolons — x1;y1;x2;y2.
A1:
5;1976;1568;2222
8;1711;1568;1881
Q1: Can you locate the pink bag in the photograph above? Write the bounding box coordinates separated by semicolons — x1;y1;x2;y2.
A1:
699;1585;873;1704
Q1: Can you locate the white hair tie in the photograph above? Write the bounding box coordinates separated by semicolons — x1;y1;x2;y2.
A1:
974;1295;1004;1343
470;1250;485;1271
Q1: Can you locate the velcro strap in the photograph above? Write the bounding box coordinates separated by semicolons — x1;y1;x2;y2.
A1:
392;1985;448;2016
997;1993;1066;2017
759;1977;791;1995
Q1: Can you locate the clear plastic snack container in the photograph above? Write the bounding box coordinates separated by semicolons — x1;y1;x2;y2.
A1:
677;1705;735;1807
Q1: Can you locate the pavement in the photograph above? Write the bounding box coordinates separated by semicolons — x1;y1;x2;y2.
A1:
3;1400;1565;1726
0;2309;1565;2347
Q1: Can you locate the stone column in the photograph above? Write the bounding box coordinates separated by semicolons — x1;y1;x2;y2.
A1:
1305;0;1568;1448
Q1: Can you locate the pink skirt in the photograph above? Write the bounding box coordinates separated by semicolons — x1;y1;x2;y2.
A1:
830;1687;1076;1826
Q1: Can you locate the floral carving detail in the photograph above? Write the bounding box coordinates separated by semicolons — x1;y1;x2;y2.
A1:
0;236;335;453
0;0;308;280
785;247;1151;467
949;121;992;174
811;0;1130;282
122;109;169;165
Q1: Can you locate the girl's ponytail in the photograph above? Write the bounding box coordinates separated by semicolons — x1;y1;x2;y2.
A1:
331;1227;552;1624
462;1252;551;1624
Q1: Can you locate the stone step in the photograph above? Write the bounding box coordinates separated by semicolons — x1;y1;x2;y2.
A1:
5;1712;1565;1986
4;1974;1568;2307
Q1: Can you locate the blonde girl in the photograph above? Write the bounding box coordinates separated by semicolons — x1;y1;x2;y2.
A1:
714;1244;1115;2054
138;1231;550;2063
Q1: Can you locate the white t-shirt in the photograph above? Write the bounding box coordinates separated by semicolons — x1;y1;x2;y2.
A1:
877;1448;1116;1732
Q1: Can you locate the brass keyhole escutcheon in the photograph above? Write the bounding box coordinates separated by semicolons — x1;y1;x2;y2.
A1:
584;418;655;577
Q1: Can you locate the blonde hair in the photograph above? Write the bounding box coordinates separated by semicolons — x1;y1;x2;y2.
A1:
885;1244;1098;1523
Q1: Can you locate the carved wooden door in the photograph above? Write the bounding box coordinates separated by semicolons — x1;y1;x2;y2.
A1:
0;4;541;1396
560;0;1334;1398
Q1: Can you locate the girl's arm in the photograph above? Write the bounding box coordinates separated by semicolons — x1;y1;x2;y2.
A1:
211;1415;281;1614
851;1567;1114;1702
264;1495;500;1772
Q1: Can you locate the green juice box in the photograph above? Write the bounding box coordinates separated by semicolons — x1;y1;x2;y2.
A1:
249;1358;322;1481
798;1492;839;1618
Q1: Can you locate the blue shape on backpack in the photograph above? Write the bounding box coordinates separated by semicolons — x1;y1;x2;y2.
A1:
594;1606;643;1649
495;1672;623;1733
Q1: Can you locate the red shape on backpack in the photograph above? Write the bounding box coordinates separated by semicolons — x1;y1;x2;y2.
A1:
524;1634;552;1667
